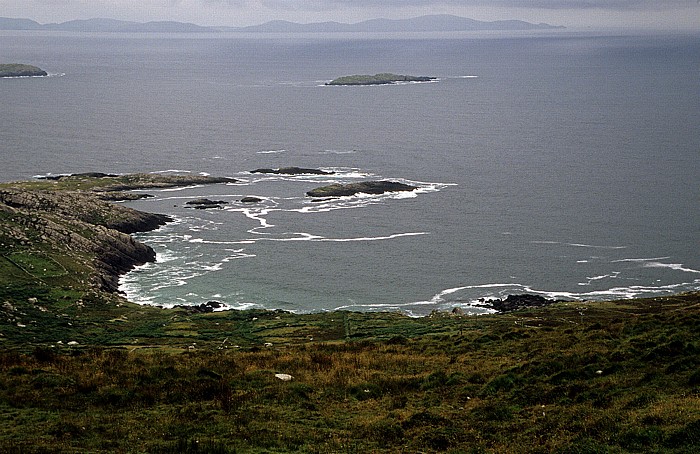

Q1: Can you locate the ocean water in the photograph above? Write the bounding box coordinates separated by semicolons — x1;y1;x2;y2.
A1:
1;30;699;315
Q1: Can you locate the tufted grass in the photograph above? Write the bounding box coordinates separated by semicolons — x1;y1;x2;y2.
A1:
0;293;697;453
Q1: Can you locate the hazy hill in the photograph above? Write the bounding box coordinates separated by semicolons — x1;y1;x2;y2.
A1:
230;14;564;32
0;14;563;33
0;17;43;30
43;18;211;33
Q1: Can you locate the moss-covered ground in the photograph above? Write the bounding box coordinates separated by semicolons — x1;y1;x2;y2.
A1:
0;293;698;453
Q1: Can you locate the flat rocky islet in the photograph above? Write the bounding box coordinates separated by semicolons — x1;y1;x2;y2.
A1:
0;172;698;452
185;198;228;209
306;180;417;197
326;73;437;86
0;63;48;77
250;166;335;175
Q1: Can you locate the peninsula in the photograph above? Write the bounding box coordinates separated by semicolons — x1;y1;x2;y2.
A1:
326;73;437;86
0;63;47;78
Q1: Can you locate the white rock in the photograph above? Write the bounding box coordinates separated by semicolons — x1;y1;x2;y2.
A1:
275;373;293;381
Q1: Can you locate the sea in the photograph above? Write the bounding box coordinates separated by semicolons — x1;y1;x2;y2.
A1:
1;29;698;316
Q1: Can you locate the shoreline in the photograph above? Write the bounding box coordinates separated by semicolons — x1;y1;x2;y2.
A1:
2;172;697;318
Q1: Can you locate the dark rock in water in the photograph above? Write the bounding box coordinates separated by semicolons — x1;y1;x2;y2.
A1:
72;172;119;179
173;301;225;313
251;167;335;175
483;294;560;313
240;196;263;203
95;192;154;202
186;198;227;209
306;180;417;198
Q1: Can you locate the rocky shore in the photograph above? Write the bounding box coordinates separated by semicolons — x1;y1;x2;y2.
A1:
250;167;335;175
0;173;234;293
479;294;561;313
0;187;168;292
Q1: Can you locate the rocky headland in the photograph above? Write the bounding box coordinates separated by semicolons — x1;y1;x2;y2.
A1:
326;73;436;86
0;63;48;77
306;180;418;197
0;173;234;293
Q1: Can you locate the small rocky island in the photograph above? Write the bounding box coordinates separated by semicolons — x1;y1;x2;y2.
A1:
0;63;48;78
250;167;335;176
307;181;417;197
326;73;436;86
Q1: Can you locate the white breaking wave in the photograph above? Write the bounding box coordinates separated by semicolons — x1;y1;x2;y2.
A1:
612;256;671;263
531;240;627;249
414;279;700;313
643;262;700;274
611;257;700;273
150;169;193;174
318;149;358;155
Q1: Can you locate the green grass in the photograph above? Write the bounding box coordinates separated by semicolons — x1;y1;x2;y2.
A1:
0;293;698;452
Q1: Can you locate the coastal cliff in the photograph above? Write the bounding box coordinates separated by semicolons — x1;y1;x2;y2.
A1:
0;187;168;292
0;173;233;293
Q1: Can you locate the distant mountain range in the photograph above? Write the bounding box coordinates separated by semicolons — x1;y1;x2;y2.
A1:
0;15;564;33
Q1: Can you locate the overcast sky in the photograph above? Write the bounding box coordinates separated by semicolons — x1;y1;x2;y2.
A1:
2;1;699;29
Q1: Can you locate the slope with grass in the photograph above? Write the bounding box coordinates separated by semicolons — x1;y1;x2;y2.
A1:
0;294;698;452
0;173;697;452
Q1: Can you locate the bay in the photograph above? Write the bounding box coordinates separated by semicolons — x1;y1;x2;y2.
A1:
1;30;698;315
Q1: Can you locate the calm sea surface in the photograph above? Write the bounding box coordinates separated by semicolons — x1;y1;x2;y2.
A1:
1;30;698;315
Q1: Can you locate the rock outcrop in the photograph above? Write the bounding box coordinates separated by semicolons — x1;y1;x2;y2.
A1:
186;198;227;209
250;167;334;175
480;294;561;313
0;188;169;292
240;197;263;203
306;181;417;198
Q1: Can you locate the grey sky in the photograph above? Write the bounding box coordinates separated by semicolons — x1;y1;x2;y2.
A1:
2;1;698;29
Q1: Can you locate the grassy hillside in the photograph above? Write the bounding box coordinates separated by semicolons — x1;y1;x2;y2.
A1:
0;294;698;453
0;174;698;452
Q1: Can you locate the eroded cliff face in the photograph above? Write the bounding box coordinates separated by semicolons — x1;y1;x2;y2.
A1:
0;188;170;292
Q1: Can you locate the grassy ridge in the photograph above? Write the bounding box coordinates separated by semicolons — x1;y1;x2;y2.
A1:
0;294;698;453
